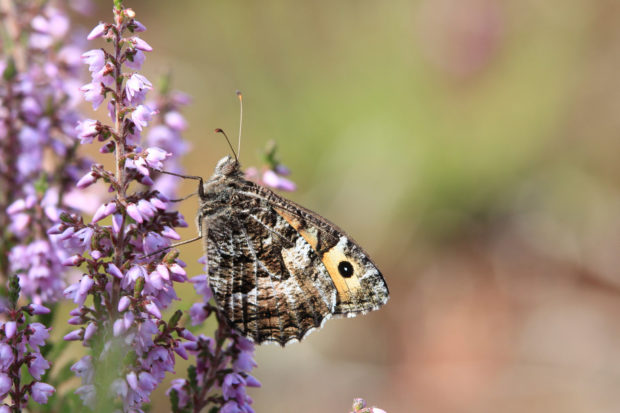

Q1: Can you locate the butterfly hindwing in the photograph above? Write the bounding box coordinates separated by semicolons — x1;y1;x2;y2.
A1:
202;190;337;345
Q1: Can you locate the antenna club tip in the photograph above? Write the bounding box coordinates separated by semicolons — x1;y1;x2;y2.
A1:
236;90;243;100
214;128;223;133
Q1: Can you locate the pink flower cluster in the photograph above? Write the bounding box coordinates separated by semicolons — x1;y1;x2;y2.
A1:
167;262;260;413
59;5;195;411
0;0;92;306
0;276;54;410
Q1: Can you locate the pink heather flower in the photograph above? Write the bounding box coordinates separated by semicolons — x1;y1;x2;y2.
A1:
262;169;297;191
29;353;51;380
31;382;55;404
0;374;10;397
0;344;14;371
144;147;170;169
126;74;152;104
81;82;105;109
76;119;100;143
164;111;187;131
87;23;106;40
118;296;131;312
129;20;147;32
92;202;117;223
126;203;143;223
76;171;98;188
82;49;105;73
64;329;83;341
4;322;17;339
29;304;51;315
130;37;152;52
131;105;156;131
28;323;50;348
107;263;124;279
125;49;145;70
161;226;181;240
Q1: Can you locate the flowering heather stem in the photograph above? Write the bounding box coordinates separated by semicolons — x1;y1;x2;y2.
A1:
62;3;194;411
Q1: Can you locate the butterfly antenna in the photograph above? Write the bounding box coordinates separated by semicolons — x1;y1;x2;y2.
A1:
214;128;238;163
236;90;243;160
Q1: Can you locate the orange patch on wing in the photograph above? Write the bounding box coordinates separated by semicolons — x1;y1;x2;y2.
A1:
274;207;361;300
321;245;362;301
274;207;318;249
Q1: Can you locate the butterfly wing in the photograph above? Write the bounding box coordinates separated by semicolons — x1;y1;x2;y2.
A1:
201;177;389;345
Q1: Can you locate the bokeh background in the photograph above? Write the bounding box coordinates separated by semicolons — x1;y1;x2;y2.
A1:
73;0;620;412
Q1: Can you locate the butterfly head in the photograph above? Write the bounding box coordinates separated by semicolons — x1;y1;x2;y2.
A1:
214;155;241;177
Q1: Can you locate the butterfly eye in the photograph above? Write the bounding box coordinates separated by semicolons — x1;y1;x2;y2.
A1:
338;261;354;278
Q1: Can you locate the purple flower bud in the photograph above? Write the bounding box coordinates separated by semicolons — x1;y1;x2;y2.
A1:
76;171;98;189
174;342;188;360
118;296;131;312
112;214;123;234
131;105;157;131
144;147;170;170
156;264;170;280
0;373;11;398
131;20;147;32
262;170;297;192
64;329;83;341
164;111;187;131
58;226;75;240
180;329;197;342
245;375;261;388
130;37;152;52
6;198;26;215
63;255;84;266
161;226;181;240
82;49;105;73
87;23;106;40
126;203;143;223
31;382;55;404
68;316;83;325
0;343;14;370
123;312;135;330
275;164;291;176
126;372;138;390
75;276;94;305
113;318;126;336
84;323;97;341
92;202;117;223
47;223;64;235
4;322;16;339
107;263;123;279
150;197;167;210
91;250;102;260
145;302;161;319
29;304;51;315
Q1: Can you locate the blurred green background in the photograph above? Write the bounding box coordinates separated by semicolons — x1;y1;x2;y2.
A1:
76;0;620;411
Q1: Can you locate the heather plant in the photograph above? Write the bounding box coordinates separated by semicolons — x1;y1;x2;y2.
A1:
0;1;385;412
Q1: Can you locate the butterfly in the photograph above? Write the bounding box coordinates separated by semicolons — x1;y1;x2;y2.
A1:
190;155;389;346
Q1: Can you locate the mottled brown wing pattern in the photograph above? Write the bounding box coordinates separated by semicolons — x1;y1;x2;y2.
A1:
199;156;389;346
202;195;337;345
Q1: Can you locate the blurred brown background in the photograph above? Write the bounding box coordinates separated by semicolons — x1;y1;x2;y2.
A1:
76;0;620;411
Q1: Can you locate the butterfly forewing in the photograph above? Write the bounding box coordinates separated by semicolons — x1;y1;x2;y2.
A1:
199;156;389;346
